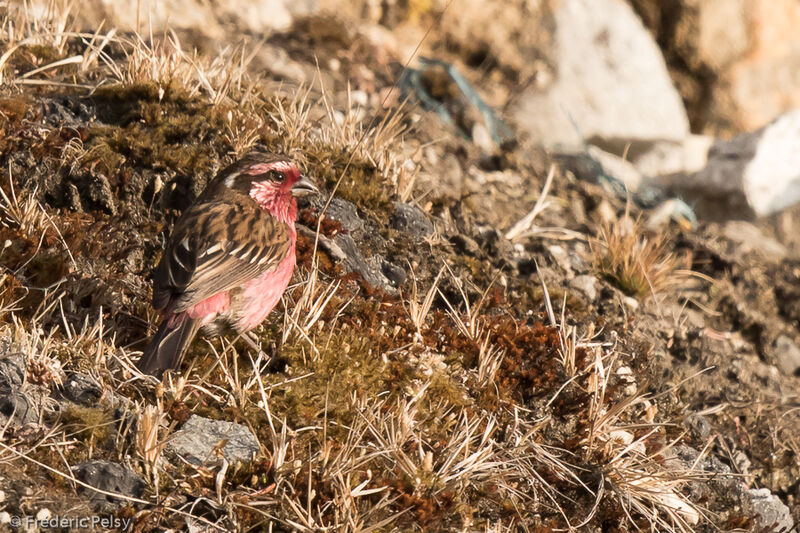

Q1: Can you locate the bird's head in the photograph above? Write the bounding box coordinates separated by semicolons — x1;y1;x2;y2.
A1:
221;151;318;224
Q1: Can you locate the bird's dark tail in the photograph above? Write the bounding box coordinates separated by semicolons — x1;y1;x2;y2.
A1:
136;314;201;376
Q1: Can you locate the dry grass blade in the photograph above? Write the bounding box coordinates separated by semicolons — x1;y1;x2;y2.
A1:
136;402;167;489
505;163;556;240
476;333;504;388
403;266;443;340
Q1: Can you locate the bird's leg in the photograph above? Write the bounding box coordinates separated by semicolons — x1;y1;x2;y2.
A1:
242;331;269;359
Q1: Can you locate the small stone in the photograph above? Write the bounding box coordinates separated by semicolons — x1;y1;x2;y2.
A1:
622;296;639;311
773;335;800;375
686;414;712;440
36;508;51;521
569;275;599;301
74;461;146;511
0;350;26;388
547;245;573;277
741;488;795;532
166;415;260;467
732;450;751;475
661;110;800;219
390;202;434;239
471;123;495;152
0;512;10;524
64;373;104;405
592;199;617;225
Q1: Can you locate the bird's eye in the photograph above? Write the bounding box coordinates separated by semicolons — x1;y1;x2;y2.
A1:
270;170;286;183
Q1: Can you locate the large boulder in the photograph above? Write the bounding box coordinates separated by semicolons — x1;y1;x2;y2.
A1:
511;0;689;152
659;110;800;220
631;0;800;135
65;0;317;37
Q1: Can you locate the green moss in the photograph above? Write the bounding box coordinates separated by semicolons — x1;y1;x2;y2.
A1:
446;254;493;290
3;44;63;76
259;324;406;429
518;281;588;318
302;145;393;217
60;404;114;444
81;83;231;179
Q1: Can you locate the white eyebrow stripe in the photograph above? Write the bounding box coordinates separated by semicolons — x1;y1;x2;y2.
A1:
224;171;240;188
268;161;294;172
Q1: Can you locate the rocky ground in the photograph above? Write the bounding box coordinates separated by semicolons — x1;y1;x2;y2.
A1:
0;1;798;532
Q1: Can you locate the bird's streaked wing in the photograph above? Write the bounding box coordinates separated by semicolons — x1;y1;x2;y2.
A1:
152;201;290;313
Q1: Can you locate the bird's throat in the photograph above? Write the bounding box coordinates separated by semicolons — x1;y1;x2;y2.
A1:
249;182;297;226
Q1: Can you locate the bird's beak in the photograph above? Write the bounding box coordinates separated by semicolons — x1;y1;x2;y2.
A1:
291;175;319;197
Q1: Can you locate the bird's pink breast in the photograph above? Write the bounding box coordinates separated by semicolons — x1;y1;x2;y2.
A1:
235;243;296;332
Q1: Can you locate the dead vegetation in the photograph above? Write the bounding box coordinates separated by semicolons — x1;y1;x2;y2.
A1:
0;1;781;532
591;214;682;300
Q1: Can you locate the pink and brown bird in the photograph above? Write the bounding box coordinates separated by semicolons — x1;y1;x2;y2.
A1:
136;149;318;376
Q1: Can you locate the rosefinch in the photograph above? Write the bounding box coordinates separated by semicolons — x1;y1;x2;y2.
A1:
136;150;318;376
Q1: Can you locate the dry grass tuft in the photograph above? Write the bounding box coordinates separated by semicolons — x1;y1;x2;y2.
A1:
591;215;680;300
0;4;720;532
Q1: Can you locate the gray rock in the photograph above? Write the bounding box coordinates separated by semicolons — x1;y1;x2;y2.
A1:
723;221;787;260
317;197;365;234
380;259;407;287
0;390;40;426
631;135;714;178
741;488;796;533
300;196;399;294
685;414;712;440
664;445;739;504
0;349;40;426
63;373;104;405
511;0;688;151
390;202;434;239
166;415;260;467
73;461;145;510
569;275;599;301
0;351;25;388
666;445;795;532
773;336;800;375
336;234;396;294
661;110;800;220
